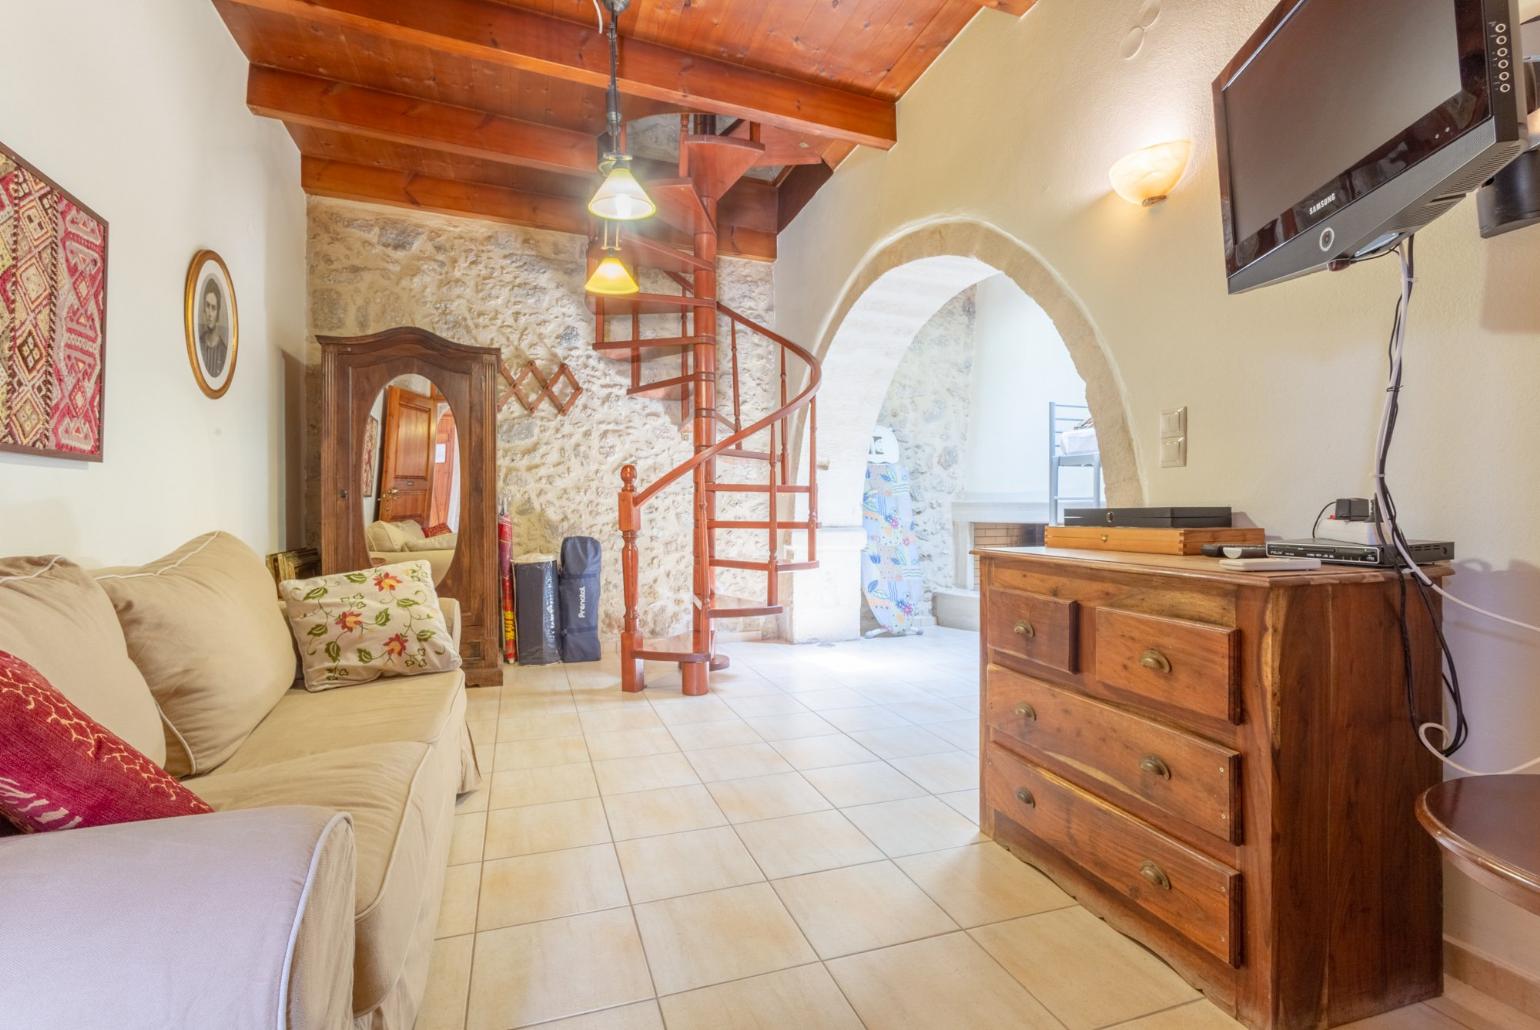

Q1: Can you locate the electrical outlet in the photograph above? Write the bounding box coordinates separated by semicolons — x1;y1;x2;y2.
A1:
1160;435;1187;468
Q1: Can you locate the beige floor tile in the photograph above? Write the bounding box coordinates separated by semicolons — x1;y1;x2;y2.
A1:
580;705;666;735
971;907;1198;1029
734;809;885;879
533;1001;665;1029
705;771;832;823
842;796;984;857
498;710;583;742
437;863;480;938
725;694;812;718
827;931;1061;1029
791;687;875;711
615;825;765;903
652;696;737;725
684;741;796;782
633;882;816;995
495;734;590;771
593;752;701;795
466;908;654;1030
478;843;630;930
666;719;761;751
929;719;983;751
818;706;914;732
1111;999;1243;1028
888;750;978;794
937;788;981;822
1339;1004;1472;1029
585;726;679;761
484;796;612;859
499;694;577;716
801;762;927;808
1428;977;1540;1030
896;842;1073;927
771;734;880;771
490;762;599;809
743;712;840;740
886;700;971;725
847;725;956;760
417;934;474;1030
659;963;863;1030
772;860;958;958
603;784;728;841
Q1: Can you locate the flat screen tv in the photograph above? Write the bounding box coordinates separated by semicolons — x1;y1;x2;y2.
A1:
1215;0;1528;293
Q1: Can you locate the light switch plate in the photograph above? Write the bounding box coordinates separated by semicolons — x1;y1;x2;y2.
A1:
1160;407;1187;437
1160;435;1187;468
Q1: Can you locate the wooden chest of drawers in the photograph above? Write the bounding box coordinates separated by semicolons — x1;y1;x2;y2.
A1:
977;547;1447;1030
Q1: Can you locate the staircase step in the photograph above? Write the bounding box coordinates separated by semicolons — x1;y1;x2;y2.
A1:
709;520;815;531
593;292;715;316
622;232;711;272
636;645;710;664
681;135;766;201
709;557;820;573
718;448;772;461
594;335;708;359
707;483;811;494
648;179;714;235
709;605;784;619
629;372;711;400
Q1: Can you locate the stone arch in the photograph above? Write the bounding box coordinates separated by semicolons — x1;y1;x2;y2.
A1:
785;218;1142;640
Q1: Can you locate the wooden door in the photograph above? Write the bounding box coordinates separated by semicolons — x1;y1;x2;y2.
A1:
427;407;458;531
378;385;435;524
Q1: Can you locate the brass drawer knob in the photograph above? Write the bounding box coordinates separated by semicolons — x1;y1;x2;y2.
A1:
1139;648;1171;674
1014;702;1037;721
1015;787;1036;808
1139;861;1172;891
1013;620;1035;639
1139;754;1172;779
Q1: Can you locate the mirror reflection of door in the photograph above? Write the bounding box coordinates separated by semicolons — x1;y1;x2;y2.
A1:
379;384;435;524
360;374;462;584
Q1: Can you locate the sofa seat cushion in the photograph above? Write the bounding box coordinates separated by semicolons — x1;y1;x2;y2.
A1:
214;671;465;776
0;556;166;766
188;741;451;1015
95;532;298;778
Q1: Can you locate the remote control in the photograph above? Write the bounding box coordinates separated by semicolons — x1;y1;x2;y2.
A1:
1200;544;1268;559
1219;556;1323;572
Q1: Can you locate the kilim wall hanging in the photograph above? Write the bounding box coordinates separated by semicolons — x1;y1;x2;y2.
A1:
0;141;108;461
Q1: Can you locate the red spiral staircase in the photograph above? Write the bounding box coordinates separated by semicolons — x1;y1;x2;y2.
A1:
590;116;821;696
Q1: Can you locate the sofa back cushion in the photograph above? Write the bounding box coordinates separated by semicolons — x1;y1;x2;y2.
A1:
365;519;426;552
96;532;296;777
0;650;213;832
0;556;166;766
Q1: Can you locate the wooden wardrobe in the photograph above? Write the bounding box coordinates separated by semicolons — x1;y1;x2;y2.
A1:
318;327;501;687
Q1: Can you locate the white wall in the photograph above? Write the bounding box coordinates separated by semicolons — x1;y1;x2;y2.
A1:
777;0;1540;979
963;274;1088;502
0;0;306;563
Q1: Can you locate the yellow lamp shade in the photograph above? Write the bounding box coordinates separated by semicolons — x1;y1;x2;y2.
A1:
585;253;640;295
588;163;657;221
1109;140;1192;206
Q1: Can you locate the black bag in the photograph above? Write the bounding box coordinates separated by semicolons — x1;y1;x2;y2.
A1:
558;536;602;663
513;555;560;665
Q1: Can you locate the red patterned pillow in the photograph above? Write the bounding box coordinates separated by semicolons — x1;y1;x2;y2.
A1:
0;650;213;833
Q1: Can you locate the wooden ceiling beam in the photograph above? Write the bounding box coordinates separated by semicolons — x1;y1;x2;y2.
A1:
250;66;600;176
300;157;775;261
220;0;897;150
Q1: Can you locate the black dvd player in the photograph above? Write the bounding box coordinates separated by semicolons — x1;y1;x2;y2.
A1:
1265;538;1454;567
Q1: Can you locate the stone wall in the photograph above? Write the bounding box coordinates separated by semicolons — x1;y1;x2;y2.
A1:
873;287;977;614
306;197;777;639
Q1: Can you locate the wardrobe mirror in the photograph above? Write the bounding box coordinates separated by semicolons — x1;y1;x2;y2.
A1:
360;373;461;584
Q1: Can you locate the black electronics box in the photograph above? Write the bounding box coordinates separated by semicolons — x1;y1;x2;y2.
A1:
1063;506;1232;529
1266;538;1455;567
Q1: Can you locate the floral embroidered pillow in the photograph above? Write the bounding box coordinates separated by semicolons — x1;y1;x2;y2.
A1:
281;560;461;691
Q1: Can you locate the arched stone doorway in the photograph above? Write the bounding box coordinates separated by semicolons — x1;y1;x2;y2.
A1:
785;219;1142;642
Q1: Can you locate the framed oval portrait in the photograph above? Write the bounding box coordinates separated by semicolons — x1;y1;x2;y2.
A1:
184;250;239;398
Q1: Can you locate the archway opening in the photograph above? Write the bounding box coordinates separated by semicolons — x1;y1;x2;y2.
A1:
785;220;1140;643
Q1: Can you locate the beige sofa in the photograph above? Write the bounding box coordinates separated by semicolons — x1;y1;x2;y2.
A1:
0;533;480;1030
366;519;458;581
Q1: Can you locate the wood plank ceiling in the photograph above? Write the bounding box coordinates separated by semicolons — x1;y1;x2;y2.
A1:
213;0;1035;260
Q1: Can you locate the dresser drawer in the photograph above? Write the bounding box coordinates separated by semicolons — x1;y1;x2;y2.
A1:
1094;608;1240;725
985;587;1078;676
986;666;1240;844
985;744;1242;967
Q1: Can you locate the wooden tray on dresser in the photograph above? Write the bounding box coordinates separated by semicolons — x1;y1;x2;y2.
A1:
1042;525;1266;555
974;546;1450;1030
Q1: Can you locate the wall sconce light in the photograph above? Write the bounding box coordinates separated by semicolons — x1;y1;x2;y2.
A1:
1109;140;1192;206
